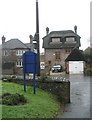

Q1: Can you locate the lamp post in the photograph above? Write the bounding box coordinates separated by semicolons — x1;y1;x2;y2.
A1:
36;0;40;76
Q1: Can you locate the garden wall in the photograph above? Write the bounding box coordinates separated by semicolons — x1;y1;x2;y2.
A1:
36;80;70;104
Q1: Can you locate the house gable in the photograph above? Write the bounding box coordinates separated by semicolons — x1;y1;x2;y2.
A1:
65;48;85;61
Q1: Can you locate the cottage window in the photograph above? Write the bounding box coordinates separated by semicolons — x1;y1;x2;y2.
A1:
16;50;25;56
16;59;22;67
48;60;51;66
65;49;71;53
55;51;61;60
52;38;60;43
22;50;25;54
65;37;76;43
3;50;8;56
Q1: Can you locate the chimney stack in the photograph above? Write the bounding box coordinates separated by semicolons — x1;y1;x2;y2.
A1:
29;35;33;44
74;25;77;34
46;27;49;35
2;35;6;44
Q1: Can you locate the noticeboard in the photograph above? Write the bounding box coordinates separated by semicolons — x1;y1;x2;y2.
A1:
22;51;38;74
22;51;38;94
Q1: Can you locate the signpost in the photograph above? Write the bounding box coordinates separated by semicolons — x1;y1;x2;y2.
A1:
22;51;38;94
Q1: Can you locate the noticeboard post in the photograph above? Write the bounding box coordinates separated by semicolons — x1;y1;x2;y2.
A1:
22;51;38;94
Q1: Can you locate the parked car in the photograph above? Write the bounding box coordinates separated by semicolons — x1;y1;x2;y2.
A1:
51;65;63;73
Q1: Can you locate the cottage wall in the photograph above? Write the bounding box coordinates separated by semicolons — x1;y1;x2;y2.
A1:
45;48;71;69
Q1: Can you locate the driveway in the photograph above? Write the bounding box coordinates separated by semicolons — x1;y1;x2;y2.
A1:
57;74;90;118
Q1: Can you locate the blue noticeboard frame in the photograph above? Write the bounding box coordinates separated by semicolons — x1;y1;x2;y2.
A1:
22;51;38;94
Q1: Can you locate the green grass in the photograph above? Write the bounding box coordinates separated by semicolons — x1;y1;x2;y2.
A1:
0;81;60;118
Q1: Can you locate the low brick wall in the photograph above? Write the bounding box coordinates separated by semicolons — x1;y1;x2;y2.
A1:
2;79;70;104
36;80;70;103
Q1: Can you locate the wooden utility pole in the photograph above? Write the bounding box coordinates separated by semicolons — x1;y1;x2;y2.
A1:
36;0;40;76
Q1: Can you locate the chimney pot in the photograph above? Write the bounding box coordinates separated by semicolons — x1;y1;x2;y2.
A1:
29;35;33;44
74;25;77;33
2;35;6;44
46;27;49;35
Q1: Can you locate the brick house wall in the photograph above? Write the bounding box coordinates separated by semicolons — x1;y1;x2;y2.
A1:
45;48;72;70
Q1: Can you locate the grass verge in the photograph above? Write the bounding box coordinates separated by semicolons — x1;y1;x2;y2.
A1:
0;81;60;118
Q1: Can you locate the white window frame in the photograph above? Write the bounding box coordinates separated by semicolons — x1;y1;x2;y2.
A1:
40;62;45;69
16;59;22;67
16;50;25;56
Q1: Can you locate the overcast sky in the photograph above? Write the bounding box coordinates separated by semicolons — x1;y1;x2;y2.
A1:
0;0;91;52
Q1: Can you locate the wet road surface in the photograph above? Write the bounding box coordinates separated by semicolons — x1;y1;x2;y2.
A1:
57;75;90;118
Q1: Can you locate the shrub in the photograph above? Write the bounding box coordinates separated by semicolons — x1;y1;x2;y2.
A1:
2;93;11;98
2;93;27;106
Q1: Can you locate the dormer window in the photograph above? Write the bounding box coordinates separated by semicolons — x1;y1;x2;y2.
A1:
52;38;60;43
50;38;62;45
65;37;76;43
